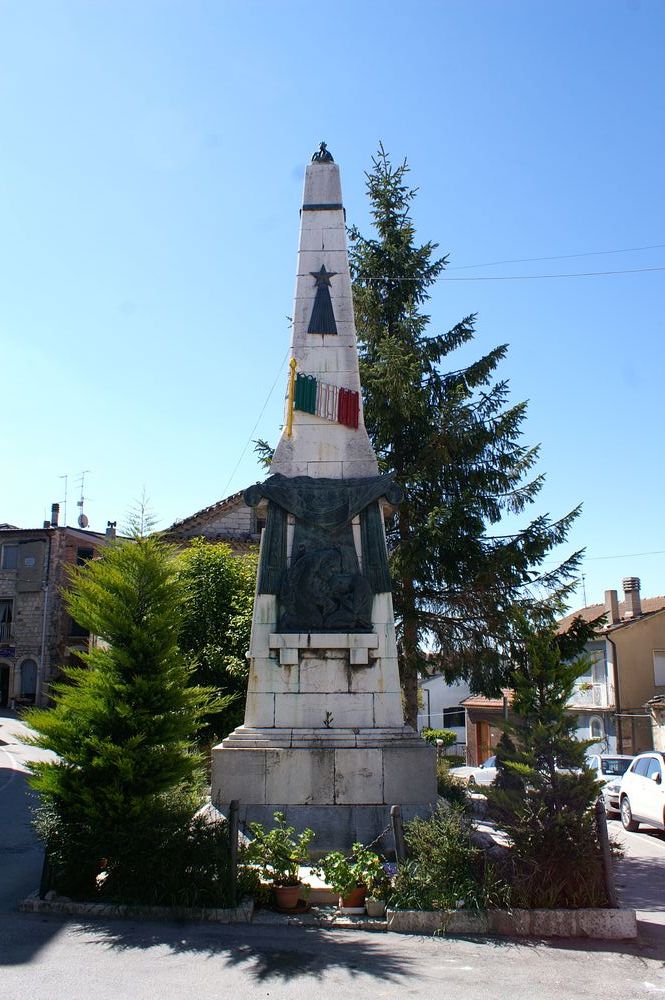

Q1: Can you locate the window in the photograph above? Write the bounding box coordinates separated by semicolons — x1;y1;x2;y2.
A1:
654;651;665;687
69;616;89;639
600;757;632;777
646;758;662;781
0;600;12;643
442;708;466;729
590;716;604;740
633;757;651;777
1;544;18;570
76;547;95;566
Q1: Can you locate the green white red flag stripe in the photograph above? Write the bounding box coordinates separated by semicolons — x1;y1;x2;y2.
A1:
294;373;359;429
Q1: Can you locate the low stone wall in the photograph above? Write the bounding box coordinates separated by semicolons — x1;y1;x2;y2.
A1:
386;907;637;939
19;894;254;924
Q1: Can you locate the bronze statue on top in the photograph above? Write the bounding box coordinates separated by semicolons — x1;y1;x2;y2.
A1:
311;141;334;163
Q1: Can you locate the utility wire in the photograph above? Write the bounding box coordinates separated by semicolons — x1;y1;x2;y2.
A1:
584;548;665;562
220;343;290;497
361;265;665;283
448;242;665;271
440;266;665;281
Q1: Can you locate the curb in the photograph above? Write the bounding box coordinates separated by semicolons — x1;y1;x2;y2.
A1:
386;907;638;939
18;894;254;924
18;895;638;939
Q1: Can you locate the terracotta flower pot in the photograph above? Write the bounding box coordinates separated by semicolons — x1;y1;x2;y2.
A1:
339;885;366;912
274;884;301;910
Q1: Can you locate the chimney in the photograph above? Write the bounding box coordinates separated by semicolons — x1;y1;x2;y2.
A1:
43;520;50;529
623;577;642;619
604;589;620;625
106;520;117;540
50;503;60;527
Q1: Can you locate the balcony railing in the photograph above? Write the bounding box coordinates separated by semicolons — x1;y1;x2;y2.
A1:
568;682;610;708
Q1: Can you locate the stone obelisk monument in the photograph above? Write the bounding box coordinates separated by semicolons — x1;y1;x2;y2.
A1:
211;143;435;849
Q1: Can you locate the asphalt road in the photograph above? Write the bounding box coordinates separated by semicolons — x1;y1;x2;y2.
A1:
2;711;665;1000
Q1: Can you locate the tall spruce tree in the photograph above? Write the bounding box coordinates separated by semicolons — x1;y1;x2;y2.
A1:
349;146;582;726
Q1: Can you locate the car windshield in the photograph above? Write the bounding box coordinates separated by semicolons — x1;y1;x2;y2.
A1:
600;758;632;776
482;756;496;768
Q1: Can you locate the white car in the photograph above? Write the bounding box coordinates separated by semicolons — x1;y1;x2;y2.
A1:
586;753;634;816
449;755;497;787
619;751;665;832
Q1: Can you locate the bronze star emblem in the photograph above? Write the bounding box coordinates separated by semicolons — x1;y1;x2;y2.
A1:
310;264;337;288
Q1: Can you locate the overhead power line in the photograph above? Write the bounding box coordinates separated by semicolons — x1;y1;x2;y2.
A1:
440;265;665;281
448;242;665;271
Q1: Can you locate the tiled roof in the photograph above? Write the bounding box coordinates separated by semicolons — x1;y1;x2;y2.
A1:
166;489;248;532
461;689;513;709
558;595;665;633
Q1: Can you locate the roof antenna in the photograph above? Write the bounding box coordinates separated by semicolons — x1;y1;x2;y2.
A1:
76;470;91;528
59;474;68;527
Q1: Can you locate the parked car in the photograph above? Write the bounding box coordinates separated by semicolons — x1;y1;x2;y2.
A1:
449;755;497;787
586;753;634;816
619;751;665;832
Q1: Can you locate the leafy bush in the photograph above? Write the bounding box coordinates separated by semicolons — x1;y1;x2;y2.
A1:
244;811;314;886
443;753;466;767
314;843;384;899
388;805;509;912
176;539;258;741
35;792;242;908
436;758;469;809
420;728;457;748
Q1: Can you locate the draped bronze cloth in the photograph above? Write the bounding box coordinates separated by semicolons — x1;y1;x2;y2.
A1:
245;474;401;621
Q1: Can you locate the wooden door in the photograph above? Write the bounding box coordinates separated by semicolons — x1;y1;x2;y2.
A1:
476;720;491;765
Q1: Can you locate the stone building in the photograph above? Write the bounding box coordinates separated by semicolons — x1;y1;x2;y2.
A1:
162;490;262;554
0;506;115;708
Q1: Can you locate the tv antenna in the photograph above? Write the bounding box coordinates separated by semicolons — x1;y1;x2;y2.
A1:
59;474;68;526
76;470;91;529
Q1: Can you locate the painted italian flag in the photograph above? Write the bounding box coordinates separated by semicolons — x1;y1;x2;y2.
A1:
294;373;359;429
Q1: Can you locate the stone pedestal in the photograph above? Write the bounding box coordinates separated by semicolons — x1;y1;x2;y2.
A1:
211;592;436;849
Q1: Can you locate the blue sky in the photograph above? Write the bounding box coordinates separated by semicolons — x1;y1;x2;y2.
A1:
1;0;663;610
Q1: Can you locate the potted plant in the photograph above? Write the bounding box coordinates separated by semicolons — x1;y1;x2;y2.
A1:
245;811;314;910
365;870;392;918
315;843;384;913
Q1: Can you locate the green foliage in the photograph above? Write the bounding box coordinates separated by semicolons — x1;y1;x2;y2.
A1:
436;758;469;809
314;843;385;900
23;534;222;901
487;618;607;908
244;811;314;886
175;538;257;740
420;728;457;748
349;145;582;724
253;438;275;470
389;804;509;912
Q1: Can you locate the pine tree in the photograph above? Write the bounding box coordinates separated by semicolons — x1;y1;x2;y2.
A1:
349;145;582;726
487;617;606;907
23;534;220;899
